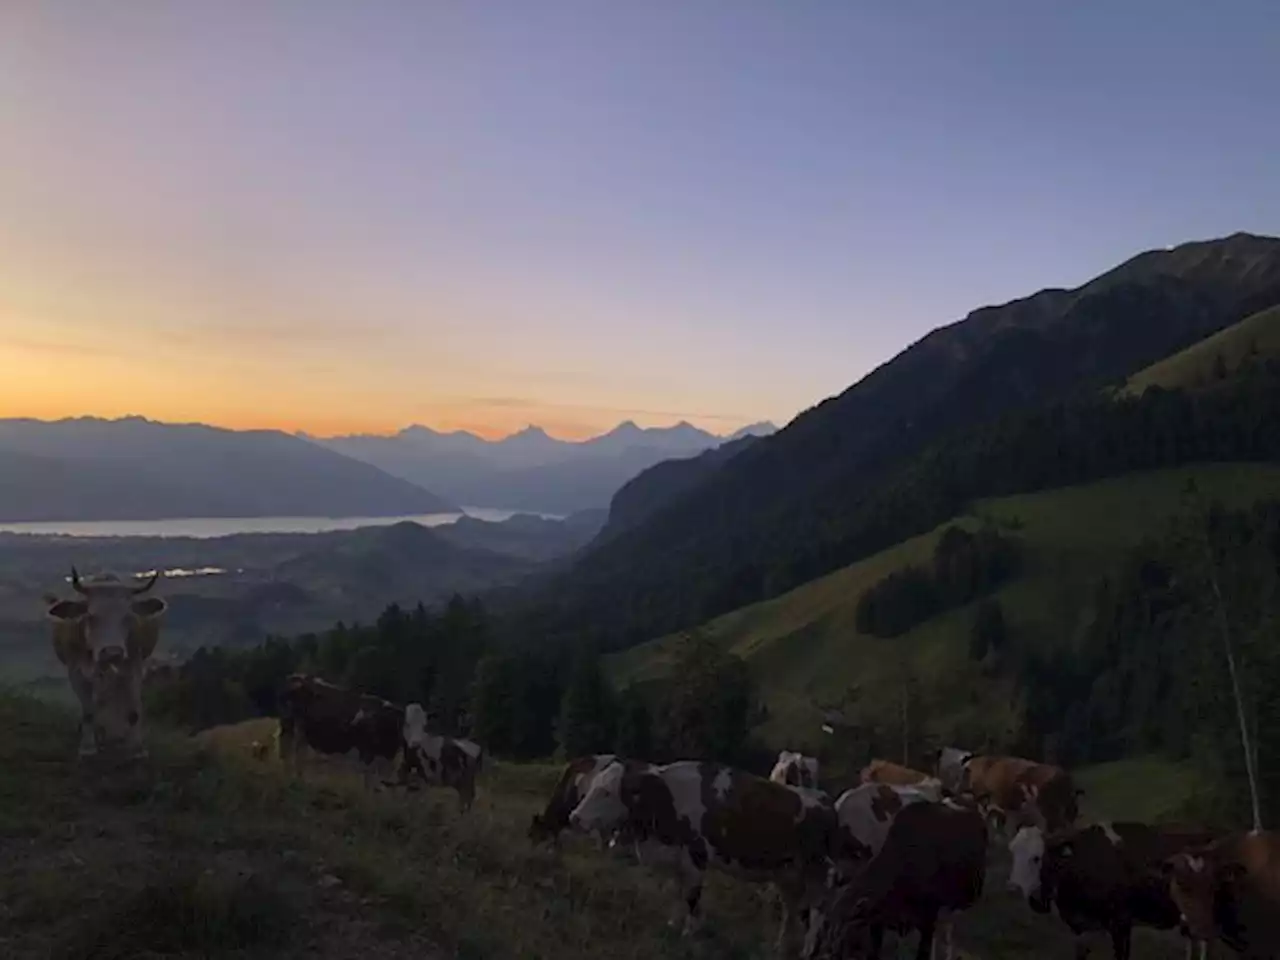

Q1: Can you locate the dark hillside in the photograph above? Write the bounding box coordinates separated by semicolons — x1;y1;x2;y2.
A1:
600;434;761;540
531;233;1280;649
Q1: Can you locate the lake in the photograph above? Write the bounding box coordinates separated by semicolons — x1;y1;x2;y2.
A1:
0;507;561;539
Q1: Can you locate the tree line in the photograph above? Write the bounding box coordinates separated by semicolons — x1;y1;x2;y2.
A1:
1012;493;1280;827
854;524;1019;638
146;597;766;769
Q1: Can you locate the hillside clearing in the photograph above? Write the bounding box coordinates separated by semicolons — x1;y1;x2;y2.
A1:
1123;303;1280;395
0;695;1192;960
609;463;1280;756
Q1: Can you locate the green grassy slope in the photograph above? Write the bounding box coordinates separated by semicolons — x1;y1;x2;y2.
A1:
1124;303;1280;394
0;694;1192;960
609;463;1280;756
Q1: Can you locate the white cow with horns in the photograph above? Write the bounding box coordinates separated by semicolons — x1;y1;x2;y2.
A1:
45;567;167;759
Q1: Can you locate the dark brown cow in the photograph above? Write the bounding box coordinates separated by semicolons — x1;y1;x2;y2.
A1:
1164;830;1280;957
276;674;405;789
46;568;167;759
804;799;987;960
400;702;484;813
1009;820;1219;959
568;759;839;954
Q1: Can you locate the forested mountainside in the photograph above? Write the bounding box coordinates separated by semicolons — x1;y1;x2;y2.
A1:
530;233;1280;650
597;434;761;540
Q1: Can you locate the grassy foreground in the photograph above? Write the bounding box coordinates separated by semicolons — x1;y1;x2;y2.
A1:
610;463;1280;754
1;694;1195;960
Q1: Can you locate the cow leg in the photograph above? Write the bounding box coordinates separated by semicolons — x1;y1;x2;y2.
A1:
77;710;98;757
776;883;806;957
69;670;97;757
677;852;704;937
867;922;884;960
914;912;937;960
1108;922;1132;960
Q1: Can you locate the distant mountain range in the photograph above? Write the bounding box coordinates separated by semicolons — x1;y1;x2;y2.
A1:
0;416;458;523
0;415;776;523
308;419;778;514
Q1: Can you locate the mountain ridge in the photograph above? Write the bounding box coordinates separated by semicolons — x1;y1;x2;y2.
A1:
313;419;779;514
529;231;1280;650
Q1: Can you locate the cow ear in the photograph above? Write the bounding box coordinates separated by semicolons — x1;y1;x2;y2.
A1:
131;596;167;619
47;599;88;622
127;598;166;661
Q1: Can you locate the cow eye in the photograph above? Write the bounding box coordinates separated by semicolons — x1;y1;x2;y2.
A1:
128;711;139;726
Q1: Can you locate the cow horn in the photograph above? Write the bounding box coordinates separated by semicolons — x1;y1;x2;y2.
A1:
132;571;160;594
71;566;88;595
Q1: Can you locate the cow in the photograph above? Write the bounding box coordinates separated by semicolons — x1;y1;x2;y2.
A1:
936;746;1081;837
568;759;839;954
529;754;639;849
771;751;821;789
1008;816;1219;960
860;759;946;801
276;674;405;789
400;702;484;813
45;568;167;759
805;799;987;960
831;782;937;869
1163;830;1280;957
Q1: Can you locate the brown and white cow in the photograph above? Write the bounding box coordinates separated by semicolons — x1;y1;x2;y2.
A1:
771;751;821;790
1163;830;1280;957
805;799;987;960
860;759;946;801
276;674;405;789
936;746;1081;836
529;754;639;848
46;568;167;759
568;759;839;953
1009;817;1219;960
831;782;937;868
400;702;484;813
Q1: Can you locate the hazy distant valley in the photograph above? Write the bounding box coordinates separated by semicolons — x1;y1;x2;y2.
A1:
0;508;605;682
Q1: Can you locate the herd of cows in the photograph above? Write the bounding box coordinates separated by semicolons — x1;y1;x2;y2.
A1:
41;570;1280;958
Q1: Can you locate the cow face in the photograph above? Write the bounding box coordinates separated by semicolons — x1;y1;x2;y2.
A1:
47;568;166;667
568;762;629;835
772;751;819;789
1007;826;1050;906
90;654;144;747
935;746;973;792
1163;851;1244;941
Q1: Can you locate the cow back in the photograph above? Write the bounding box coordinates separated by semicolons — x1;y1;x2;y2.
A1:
860;801;987;919
833;783;932;863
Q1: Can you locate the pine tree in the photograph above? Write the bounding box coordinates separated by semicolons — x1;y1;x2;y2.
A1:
557;648;616;757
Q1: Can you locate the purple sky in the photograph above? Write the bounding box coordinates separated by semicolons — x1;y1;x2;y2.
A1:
2;1;1277;438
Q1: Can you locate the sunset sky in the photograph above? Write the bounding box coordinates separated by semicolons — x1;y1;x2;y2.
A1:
2;3;1278;440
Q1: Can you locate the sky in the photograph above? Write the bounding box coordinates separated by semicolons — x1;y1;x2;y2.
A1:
1;2;1278;441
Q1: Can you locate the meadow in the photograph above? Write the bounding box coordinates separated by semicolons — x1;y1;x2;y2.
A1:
0;692;1196;960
